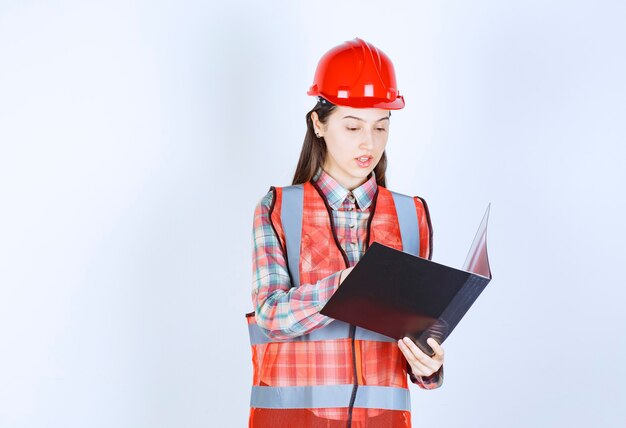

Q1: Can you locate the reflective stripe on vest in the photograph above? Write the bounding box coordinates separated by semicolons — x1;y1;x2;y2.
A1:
251;385;411;411
248;319;396;345
281;185;304;288
390;191;419;257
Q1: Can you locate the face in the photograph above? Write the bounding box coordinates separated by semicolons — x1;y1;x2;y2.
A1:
312;106;390;190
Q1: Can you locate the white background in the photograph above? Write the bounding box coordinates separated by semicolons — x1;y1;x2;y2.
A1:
1;1;625;427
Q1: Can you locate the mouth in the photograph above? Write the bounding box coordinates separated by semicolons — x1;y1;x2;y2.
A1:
355;155;373;168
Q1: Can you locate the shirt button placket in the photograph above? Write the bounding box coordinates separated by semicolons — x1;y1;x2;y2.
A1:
348;195;357;254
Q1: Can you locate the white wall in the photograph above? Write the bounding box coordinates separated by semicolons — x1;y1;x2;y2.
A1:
1;1;624;427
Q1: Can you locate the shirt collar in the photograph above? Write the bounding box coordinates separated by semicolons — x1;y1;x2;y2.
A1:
312;168;378;211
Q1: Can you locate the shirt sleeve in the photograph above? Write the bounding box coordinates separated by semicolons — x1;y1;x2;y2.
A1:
252;189;342;340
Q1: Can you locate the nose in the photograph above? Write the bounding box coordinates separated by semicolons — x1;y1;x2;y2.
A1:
359;129;375;150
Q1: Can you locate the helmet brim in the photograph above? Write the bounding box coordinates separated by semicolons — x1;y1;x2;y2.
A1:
308;92;405;110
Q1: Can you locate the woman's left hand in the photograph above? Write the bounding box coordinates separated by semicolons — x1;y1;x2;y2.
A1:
397;337;444;377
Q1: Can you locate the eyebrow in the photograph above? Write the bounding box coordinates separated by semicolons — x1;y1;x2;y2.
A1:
342;115;390;122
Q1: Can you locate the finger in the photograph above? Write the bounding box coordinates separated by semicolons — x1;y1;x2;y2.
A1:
402;337;436;364
400;337;441;373
401;337;428;358
402;337;441;372
398;341;436;377
398;340;432;375
427;337;445;361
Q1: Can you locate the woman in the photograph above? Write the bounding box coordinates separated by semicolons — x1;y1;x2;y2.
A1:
247;38;445;427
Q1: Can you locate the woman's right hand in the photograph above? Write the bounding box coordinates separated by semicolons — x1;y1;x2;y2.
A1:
339;267;354;284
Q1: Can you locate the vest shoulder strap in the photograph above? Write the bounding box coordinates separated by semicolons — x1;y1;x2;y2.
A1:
384;188;432;260
279;184;304;288
389;190;420;257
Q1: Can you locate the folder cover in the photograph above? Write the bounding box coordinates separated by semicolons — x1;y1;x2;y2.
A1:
320;205;492;356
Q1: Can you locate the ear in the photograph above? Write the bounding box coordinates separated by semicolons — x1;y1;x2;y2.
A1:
311;111;324;137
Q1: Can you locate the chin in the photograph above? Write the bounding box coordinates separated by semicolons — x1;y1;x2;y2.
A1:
350;169;373;180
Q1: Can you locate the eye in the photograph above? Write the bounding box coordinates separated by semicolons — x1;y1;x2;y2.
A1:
376;127;387;132
346;127;359;131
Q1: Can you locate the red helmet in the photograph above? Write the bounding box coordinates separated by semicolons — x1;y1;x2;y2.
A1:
307;37;405;109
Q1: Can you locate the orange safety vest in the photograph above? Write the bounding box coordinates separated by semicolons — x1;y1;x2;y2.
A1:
247;181;432;428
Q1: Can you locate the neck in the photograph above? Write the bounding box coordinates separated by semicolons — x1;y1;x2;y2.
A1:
323;170;369;191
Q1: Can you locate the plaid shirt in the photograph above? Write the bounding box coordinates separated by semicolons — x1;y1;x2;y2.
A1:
251;169;443;388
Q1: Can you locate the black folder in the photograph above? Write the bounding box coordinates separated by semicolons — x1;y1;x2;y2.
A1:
320;205;492;356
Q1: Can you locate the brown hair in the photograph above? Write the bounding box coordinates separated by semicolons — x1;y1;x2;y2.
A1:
291;98;388;187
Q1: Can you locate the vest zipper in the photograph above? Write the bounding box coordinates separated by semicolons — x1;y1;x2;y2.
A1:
347;324;358;428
